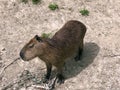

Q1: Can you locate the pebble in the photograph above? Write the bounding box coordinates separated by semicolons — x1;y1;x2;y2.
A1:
2;48;6;51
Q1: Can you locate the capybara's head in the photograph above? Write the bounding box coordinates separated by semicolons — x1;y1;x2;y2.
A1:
20;35;45;61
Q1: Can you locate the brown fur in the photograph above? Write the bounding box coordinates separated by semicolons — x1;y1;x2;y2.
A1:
20;20;86;84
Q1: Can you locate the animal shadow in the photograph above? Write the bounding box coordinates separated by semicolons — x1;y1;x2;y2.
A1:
64;42;100;79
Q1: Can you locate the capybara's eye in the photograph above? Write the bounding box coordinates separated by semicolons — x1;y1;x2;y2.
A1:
28;43;34;48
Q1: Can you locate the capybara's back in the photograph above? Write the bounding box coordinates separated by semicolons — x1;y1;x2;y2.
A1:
52;20;86;61
53;20;86;41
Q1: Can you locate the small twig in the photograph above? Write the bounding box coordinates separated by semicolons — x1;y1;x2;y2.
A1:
32;84;49;90
2;71;33;90
1;57;47;89
31;77;57;90
0;57;20;75
48;76;57;89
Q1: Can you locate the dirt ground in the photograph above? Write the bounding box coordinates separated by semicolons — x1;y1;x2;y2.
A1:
0;0;120;90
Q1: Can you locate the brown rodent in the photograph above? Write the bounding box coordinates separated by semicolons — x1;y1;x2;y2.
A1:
20;20;87;84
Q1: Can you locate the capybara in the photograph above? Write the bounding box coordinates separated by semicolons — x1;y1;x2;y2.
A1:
20;20;87;84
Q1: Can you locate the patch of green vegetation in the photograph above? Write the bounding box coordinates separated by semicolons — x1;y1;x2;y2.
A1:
48;3;59;11
41;33;51;38
32;0;41;4
80;9;89;16
22;0;28;4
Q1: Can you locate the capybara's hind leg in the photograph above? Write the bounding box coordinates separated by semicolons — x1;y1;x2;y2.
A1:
74;48;83;61
75;41;83;61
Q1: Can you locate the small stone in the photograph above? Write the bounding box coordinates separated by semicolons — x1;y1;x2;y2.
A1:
2;48;5;51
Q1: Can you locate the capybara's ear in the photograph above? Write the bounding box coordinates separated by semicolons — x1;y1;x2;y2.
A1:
35;35;42;42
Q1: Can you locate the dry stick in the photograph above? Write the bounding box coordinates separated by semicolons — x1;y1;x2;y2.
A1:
0;57;46;75
2;74;32;90
1;57;46;90
32;84;50;90
2;69;47;90
0;57;20;76
48;76;57;89
1;59;46;90
32;77;57;90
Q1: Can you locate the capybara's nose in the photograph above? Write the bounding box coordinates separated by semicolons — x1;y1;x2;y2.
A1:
20;51;24;59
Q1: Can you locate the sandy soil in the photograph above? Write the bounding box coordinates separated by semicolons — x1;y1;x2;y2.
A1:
0;0;120;90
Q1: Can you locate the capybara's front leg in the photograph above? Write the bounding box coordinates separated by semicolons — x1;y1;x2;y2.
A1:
42;62;52;83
